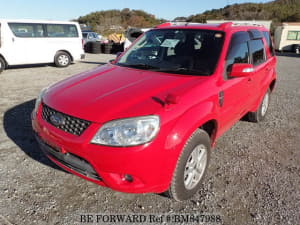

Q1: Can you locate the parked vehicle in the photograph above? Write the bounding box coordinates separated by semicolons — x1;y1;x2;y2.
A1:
32;22;277;201
275;22;300;53
124;27;150;50
82;31;101;45
0;19;84;73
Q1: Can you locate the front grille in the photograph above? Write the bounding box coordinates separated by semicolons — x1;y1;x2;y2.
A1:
41;103;91;136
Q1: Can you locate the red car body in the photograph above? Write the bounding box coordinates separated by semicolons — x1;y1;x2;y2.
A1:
32;22;276;194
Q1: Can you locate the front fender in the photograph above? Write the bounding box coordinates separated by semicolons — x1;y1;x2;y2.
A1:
165;101;218;153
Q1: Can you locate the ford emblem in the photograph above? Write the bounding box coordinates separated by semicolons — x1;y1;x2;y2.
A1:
49;113;65;126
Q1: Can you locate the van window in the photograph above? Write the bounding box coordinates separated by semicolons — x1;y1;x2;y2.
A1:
8;23;44;37
46;24;78;37
287;31;300;40
249;39;266;66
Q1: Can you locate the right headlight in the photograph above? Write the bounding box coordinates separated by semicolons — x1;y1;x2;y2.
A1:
91;116;160;147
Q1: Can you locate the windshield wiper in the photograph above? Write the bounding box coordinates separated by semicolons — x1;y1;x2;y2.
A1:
155;67;210;75
117;63;159;70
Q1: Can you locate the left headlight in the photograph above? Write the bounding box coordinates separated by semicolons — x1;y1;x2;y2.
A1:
91;116;160;147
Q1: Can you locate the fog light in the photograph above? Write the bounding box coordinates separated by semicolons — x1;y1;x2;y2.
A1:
124;174;133;183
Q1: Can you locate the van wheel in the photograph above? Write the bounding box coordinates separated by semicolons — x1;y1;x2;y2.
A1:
165;129;211;201
54;52;71;67
0;57;6;73
248;89;270;123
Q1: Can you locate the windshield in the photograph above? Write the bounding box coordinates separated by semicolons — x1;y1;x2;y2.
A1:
82;33;88;38
117;29;225;75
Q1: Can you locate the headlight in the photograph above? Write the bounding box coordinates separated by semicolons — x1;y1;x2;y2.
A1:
91;116;160;146
33;87;48;115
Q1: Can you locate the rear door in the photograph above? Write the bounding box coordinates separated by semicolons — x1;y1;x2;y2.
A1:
247;30;272;108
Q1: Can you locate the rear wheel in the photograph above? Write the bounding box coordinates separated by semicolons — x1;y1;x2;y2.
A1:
54;51;71;67
0;57;6;73
166;129;211;201
248;89;270;122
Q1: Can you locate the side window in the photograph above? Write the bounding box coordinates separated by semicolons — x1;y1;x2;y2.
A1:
287;31;300;40
225;31;250;78
46;24;78;37
263;31;275;56
249;39;266;66
8;23;44;37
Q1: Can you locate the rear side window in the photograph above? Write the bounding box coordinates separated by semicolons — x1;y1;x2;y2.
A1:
249;39;266;66
46;24;78;37
8;23;44;37
263;31;275;56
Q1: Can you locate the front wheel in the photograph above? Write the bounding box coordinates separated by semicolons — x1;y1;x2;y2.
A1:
54;51;71;67
248;89;270;122
166;129;211;201
0;57;6;73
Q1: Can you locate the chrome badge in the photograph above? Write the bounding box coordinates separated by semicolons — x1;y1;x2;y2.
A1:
49;113;65;126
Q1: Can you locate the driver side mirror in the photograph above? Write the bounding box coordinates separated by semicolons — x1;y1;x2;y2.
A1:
229;63;254;77
116;52;123;58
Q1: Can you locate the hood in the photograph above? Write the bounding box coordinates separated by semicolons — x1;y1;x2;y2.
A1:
44;64;204;123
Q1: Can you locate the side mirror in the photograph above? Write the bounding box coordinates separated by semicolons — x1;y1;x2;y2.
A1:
116;51;123;58
229;63;254;77
109;59;116;64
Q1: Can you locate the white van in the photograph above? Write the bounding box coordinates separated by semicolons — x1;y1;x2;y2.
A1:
275;22;300;53
0;19;85;73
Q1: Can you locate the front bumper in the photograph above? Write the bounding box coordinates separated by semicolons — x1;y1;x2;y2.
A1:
32;107;178;194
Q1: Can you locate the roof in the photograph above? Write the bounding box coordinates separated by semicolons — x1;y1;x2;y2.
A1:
154;22;269;32
0;19;79;25
282;22;300;26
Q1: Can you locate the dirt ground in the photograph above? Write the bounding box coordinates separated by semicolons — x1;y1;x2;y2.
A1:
0;53;299;225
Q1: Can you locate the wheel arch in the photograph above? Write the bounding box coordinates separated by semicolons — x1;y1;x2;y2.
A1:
0;54;8;67
269;79;276;92
55;50;73;62
164;102;219;152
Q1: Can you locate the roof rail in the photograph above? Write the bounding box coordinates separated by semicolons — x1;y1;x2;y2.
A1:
217;21;265;29
155;21;204;28
218;22;233;29
232;22;264;27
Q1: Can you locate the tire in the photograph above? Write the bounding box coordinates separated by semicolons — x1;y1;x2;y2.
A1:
166;129;211;201
0;57;6;73
248;89;270;123
54;51;71;67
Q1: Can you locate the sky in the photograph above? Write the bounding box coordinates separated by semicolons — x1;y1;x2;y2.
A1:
0;0;272;21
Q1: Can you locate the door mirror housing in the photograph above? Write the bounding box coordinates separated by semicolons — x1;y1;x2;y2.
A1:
229;63;254;77
116;51;123;58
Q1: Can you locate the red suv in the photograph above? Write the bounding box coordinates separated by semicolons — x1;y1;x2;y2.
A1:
32;22;276;201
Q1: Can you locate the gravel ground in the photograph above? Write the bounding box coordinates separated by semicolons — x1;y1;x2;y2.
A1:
0;53;299;225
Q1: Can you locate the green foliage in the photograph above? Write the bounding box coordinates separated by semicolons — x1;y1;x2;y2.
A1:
76;1;299;35
76;9;165;35
187;0;300;24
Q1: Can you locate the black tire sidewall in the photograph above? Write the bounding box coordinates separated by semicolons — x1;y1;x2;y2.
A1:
170;129;211;201
0;57;5;72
